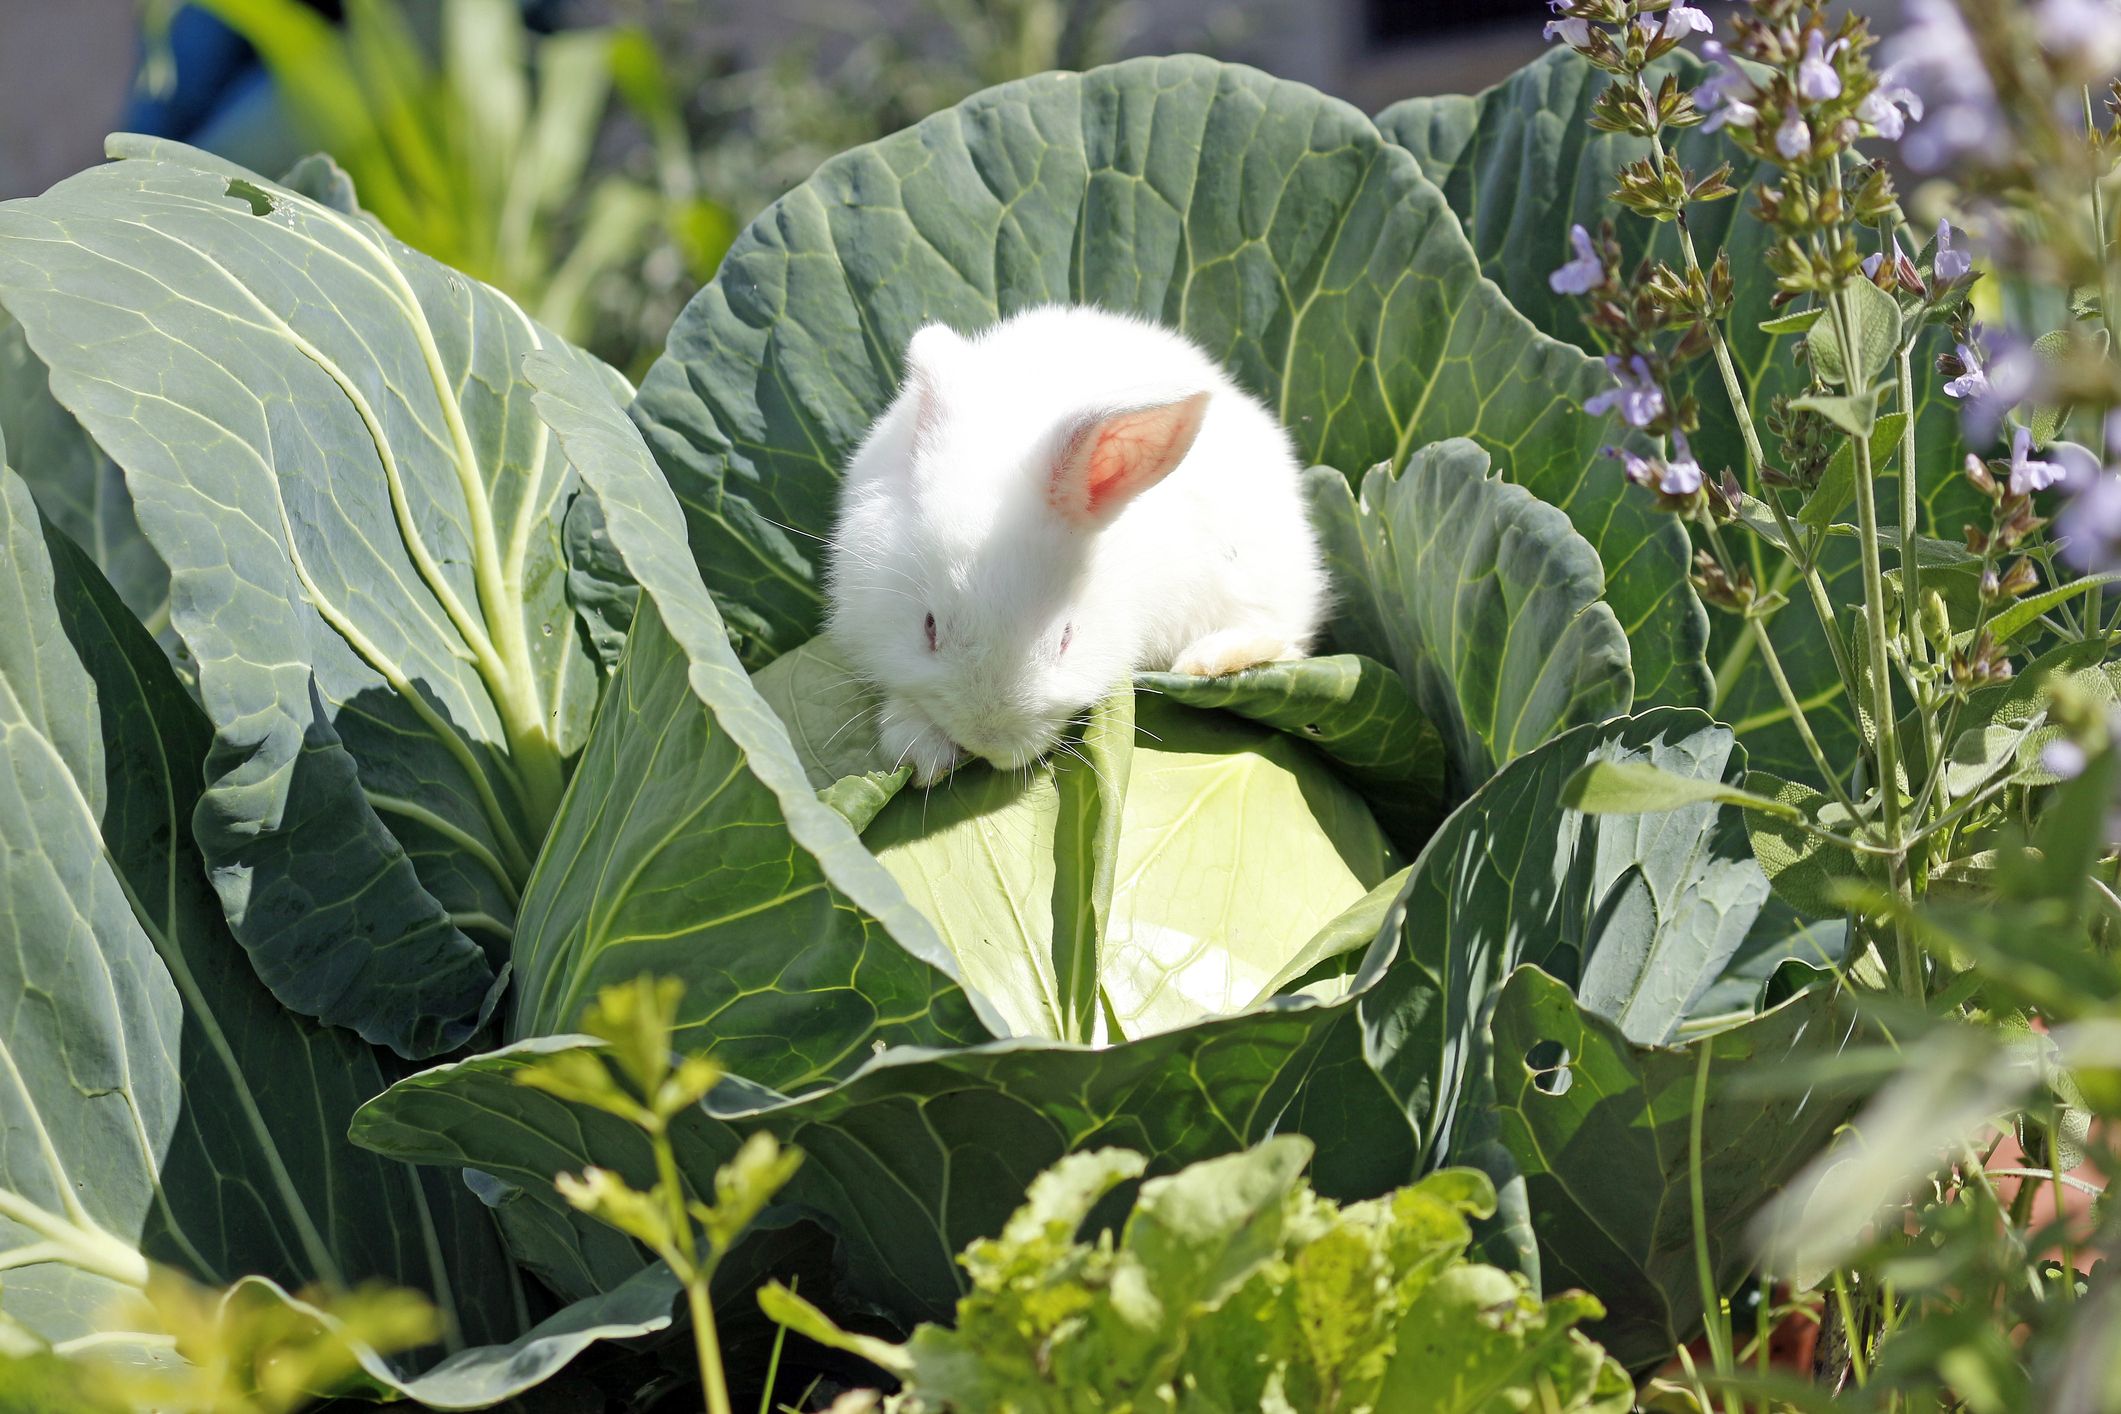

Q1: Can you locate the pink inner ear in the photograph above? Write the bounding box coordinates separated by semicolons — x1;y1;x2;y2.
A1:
1052;392;1210;525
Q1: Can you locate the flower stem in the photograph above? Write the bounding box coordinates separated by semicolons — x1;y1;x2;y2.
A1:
1828;280;1921;999
1688;1044;1739;1410
2091;84;2116;631
689;1278;733;1414
1648;130;1861;725
1705;503;1861;816
1751;617;1862;816
654;1131;733;1414
1650;131;1769;482
1896;340;1925;669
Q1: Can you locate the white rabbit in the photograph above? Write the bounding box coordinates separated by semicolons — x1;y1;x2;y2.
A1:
824;304;1328;786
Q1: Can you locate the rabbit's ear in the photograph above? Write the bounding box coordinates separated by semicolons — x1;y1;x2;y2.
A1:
903;323;966;448
1047;391;1211;527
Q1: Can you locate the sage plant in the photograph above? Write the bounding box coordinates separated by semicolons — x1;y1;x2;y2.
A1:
1546;0;2121;999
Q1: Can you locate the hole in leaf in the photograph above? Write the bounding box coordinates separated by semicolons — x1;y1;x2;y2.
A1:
226;178;275;216
1525;1040;1573;1097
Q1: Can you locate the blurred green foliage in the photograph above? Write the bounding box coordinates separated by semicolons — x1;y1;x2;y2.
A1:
183;0;732;377
162;0;1139;377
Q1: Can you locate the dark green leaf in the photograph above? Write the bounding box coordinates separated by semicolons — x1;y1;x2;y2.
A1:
1799;413;1908;531
1307;441;1633;797
355;996;1401;1326
1742;773;1880;919
0;139;613;1056
0;313;169;645
1804;278;1901;390
561;484;639;673
357;710;1776;1348
1790;389;1880;438
1483;966;1858;1367
1381;710;1767;1179
0;464;522;1356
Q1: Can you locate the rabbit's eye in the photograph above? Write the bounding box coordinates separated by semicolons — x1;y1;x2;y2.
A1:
924;612;938;651
1059;622;1074;655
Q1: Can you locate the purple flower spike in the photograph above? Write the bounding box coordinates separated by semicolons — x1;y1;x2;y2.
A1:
1934;219;1972;283
1585;354;1666;428
1549;224;1604;295
1776;110;1813;160
2008;426;2066;496
1799;30;1846;100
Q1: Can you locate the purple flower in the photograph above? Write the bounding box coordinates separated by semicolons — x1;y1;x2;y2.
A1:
1858;67;1924;140
1662;434;1705;496
1545;1;1592;46
1661;3;1714;39
1888;0;1991;91
1799;30;1847;100
1942;342;1989;400
1608;442;1699;498
1951;333;2042;441
1702;93;1760;133
2008;426;2067;495
2037;0;2121;74
2042;739;2090;780
1860;236;1917;290
1696;41;1760;132
1776;109;1813;160
1886;0;2005;171
1585;355;1666;428
1611;445;1657;485
1934;219;1972;283
1549;224;1604;295
2059;467;2121;570
2051;418;2121;569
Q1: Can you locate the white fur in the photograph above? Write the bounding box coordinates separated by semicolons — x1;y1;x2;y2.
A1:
824;304;1328;784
